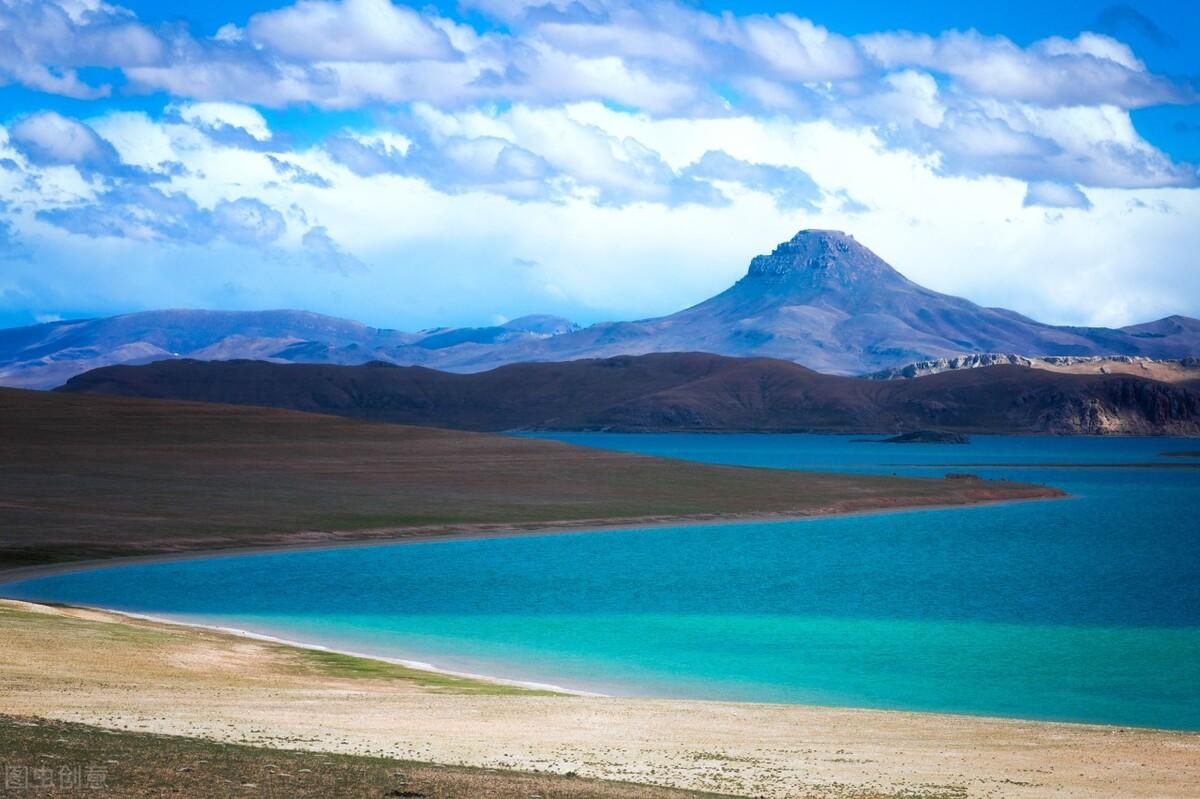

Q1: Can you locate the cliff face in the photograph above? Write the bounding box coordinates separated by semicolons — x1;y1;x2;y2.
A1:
1059;377;1200;434
59;355;1200;436
868;354;1200;382
1018;381;1200;434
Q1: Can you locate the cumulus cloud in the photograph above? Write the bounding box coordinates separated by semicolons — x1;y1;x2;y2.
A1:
0;0;1199;330
35;185;286;246
326;107;727;206
14;1;1200;194
859;29;1188;108
0;0;162;97
733;14;866;82
683;151;822;211
245;0;457;62
0;1;1194;192
2;98;1198;334
399;134;562;200
36;185;209;241
302;225;365;273
211;197;287;247
267;156;332;188
9;111;128;177
324;134;410;177
169;101;292;151
1023;181;1093;210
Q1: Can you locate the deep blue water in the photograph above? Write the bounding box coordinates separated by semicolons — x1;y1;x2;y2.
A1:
5;435;1199;729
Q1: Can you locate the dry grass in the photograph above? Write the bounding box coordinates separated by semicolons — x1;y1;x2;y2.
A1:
0;389;1059;570
0;600;540;697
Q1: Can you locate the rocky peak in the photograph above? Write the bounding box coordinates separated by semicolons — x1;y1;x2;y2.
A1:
744;229;903;289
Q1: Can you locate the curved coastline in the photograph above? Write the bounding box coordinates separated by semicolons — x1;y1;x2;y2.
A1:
4;600;1199;799
2;592;1197;733
88;604;602;697
0;490;1068;587
0;493;1070;707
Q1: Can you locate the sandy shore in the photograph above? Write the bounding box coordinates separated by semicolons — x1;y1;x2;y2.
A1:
1;598;1196;799
89;606;604;697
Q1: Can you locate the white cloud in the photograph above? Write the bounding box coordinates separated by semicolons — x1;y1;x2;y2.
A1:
0;0;1193;191
9;111;116;168
175;102;272;142
211;197;287;246
2;104;1198;332
733;14;866;81
245;0;457;62
859;29;1188;108
857;70;945;128
0;1;1198;330
534;19;707;69
0;0;162;98
1023;181;1092;210
1036;32;1142;71
302;225;366;273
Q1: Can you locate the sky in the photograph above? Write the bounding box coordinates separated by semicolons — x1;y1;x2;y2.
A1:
0;0;1197;331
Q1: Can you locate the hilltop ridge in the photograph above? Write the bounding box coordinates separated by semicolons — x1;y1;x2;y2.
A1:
59;353;1200;436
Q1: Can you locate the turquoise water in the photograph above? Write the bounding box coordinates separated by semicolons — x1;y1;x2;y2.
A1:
5;435;1199;729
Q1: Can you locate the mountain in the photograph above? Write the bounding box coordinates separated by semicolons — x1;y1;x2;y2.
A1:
4;230;1199;388
504;230;1199;375
0;309;577;390
59;353;1200;435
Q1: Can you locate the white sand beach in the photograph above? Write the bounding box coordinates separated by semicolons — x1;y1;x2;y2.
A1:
2;599;1196;799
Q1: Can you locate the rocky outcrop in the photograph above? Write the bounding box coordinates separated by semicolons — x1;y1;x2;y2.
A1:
867;354;1200;383
867;354;1038;379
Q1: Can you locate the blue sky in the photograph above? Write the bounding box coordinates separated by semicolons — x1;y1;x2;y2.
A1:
0;0;1197;330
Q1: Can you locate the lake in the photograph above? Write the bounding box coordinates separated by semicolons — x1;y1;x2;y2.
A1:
5;434;1199;729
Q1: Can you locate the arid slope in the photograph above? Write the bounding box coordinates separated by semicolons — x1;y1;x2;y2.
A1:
61;352;1200;435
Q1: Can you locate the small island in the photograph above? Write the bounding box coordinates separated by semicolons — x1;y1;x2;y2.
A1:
879;430;970;444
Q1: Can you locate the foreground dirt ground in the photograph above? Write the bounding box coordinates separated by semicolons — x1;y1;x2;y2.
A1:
1;600;1197;799
0;714;735;799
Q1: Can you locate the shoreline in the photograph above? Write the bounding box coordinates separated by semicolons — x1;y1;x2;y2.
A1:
58;602;603;698
0;495;1072;720
0;491;1067;586
37;599;1200;735
4;597;1199;799
4;596;1194;736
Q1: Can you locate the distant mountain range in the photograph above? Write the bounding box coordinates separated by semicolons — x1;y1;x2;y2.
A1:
4;229;1200;389
59;353;1200;435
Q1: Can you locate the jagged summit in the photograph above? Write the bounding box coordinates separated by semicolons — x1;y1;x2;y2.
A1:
744;229;903;288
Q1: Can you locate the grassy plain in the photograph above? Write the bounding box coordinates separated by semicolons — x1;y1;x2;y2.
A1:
0;388;1059;570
